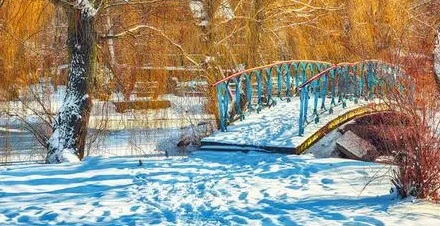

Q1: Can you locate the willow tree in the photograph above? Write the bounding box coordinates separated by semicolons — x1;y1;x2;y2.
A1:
45;0;141;163
0;0;49;98
45;0;97;163
45;0;199;163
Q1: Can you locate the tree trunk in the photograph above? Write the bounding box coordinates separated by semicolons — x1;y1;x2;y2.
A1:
246;0;264;68
46;8;96;163
434;26;440;86
190;1;223;125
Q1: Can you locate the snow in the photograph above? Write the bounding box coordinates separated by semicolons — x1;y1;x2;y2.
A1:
0;83;215;163
73;0;97;17
189;1;204;20
190;0;234;27
1;85;212;130
434;27;440;80
307;128;343;158
60;149;81;163
46;47;94;163
0;152;439;225
218;0;234;20
0;127;27;133
177;80;208;89
202;96;377;151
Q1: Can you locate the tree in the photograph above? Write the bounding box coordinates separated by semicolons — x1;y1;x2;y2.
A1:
45;0;97;163
45;0;199;163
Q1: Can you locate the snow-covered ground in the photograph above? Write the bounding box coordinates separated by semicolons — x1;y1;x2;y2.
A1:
1;151;439;225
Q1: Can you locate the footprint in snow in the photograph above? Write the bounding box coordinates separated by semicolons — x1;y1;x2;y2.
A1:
238;192;248;200
39;211;58;222
321;178;334;185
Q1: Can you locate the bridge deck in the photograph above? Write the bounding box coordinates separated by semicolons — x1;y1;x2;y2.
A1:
201;97;375;154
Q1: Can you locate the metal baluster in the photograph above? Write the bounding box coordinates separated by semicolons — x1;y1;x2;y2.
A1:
301;62;307;83
256;70;262;113
304;83;310;123
307;63;315;81
294;63;300;89
367;62;373;98
313;79;320;123
276;66;282;99
350;66;357;102
265;68;273;106
359;63;365;99
298;85;308;136
341;66;348;108
233;77;243;120
217;83;227;131
224;81;231;124
321;73;328;110
285;64;292;102
244;73;253;111
378;63;385;97
330;69;336;114
337;67;343;104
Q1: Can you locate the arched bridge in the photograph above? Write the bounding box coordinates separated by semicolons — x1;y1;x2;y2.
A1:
201;60;409;154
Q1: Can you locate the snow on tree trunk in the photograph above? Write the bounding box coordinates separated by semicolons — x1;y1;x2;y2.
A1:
434;26;440;83
46;7;96;164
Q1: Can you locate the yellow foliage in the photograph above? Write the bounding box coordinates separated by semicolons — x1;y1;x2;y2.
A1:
0;0;438;97
0;0;53;94
287;0;413;62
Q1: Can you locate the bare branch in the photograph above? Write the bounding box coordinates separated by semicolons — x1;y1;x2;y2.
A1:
215;25;244;46
103;0;164;9
101;25;200;67
50;0;98;16
1;111;50;147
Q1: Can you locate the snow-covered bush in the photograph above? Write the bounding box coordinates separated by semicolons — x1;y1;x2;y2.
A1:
152;121;214;156
177;121;215;149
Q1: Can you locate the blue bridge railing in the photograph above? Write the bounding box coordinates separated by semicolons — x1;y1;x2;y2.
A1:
296;60;405;136
213;60;406;135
